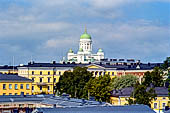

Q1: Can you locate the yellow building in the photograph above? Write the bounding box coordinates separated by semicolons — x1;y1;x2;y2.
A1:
110;87;170;112
0;74;32;95
17;61;158;95
17;62;118;95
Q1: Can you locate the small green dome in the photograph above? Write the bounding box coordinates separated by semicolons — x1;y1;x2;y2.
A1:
80;28;91;39
68;49;73;53
98;48;103;52
78;48;83;52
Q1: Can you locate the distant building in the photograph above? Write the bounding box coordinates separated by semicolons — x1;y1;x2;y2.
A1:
0;65;18;74
0;74;32;95
110;87;170;113
61;28;104;64
18;61;161;95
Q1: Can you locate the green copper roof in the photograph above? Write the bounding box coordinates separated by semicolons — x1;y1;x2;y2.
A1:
68;48;73;53
78;48;83;52
98;48;103;52
80;28;91;39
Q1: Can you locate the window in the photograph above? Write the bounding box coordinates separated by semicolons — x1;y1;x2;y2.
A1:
48;71;50;75
108;72;110;75
99;72;102;76
48;77;50;83
26;84;29;89
15;93;17;95
112;72;114;76
48;86;50;90
59;72;61;75
3;93;6;95
26;93;29;95
40;78;43;82
154;103;157;109
3;84;6;89
9;84;12;89
163;97;166;99
15;84;18;90
32;77;35;81
95;72;98;75
32;86;34;91
103;72;106;75
54;71;56;75
9;93;12;95
40;71;42;75
20;84;23;89
54;78;56;83
40;86;42;91
32;71;34;75
162;103;166;109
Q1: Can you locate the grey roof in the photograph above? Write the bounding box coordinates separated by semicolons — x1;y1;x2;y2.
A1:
111;87;169;97
0;95;106;107
35;105;155;113
41;96;105;107
18;62;161;70
0;74;32;82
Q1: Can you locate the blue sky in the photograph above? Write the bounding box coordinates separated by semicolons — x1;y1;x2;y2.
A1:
0;0;170;65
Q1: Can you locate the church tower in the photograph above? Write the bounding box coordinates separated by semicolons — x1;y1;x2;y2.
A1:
62;28;104;64
79;28;92;54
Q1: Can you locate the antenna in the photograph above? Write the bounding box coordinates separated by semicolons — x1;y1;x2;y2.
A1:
31;55;33;62
13;56;15;74
85;25;87;33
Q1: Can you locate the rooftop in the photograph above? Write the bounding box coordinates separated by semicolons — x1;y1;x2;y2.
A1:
35;105;155;113
0;74;32;82
111;87;169;97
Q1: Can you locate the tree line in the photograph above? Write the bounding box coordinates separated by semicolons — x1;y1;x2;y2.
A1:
55;57;170;106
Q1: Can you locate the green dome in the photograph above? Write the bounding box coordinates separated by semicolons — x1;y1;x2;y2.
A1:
80;28;91;39
98;48;103;52
68;49;73;53
80;33;91;39
78;48;83;52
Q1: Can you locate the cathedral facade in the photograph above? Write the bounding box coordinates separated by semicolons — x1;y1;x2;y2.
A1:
62;28;104;64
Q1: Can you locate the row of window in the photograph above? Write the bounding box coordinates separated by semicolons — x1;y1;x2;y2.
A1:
3;84;30;90
32;86;51;91
2;92;30;96
154;103;166;109
92;72;114;76
32;71;61;75
32;77;57;83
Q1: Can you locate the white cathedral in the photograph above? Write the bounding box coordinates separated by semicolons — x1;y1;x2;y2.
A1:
61;28;104;64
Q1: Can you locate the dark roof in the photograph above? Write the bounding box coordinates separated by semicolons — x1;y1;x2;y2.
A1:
111;87;169;97
0;74;32;82
0;65;17;69
0;95;106;107
18;62;162;70
35;105;155;113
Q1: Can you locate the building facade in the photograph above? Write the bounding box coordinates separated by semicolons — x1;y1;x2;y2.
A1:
62;28;104;64
0;74;32;95
110;87;170;113
17;61;160;95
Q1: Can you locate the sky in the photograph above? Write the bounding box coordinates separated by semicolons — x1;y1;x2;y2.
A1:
0;0;170;65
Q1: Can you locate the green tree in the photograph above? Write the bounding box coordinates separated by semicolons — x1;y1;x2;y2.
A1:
161;57;170;70
128;84;157;107
142;67;164;87
84;74;111;102
56;67;93;98
111;75;138;90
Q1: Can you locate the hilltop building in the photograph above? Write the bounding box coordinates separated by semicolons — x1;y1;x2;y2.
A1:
61;28;104;64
